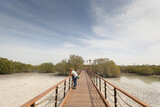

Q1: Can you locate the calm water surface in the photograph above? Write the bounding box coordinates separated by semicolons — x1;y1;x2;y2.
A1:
105;73;160;107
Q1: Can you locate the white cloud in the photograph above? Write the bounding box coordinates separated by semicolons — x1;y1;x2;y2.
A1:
148;44;160;54
83;0;160;64
119;0;160;43
0;13;62;42
90;0;160;42
63;41;76;48
80;38;132;53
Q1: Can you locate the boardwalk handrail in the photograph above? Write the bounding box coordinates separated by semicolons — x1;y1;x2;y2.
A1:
87;71;151;107
21;71;81;107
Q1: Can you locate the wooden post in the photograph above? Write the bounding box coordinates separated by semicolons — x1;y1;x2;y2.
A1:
30;103;35;107
55;86;58;107
114;88;117;107
96;76;98;86
104;81;107;99
69;78;70;90
99;78;101;91
71;76;73;87
89;59;91;71
64;80;66;98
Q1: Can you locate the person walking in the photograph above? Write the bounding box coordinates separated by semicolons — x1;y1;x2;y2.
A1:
69;68;78;89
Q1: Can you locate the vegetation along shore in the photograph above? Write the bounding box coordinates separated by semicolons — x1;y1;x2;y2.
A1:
0;55;160;77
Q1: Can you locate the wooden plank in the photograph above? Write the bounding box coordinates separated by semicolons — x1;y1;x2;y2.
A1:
88;72;111;107
62;70;107;107
59;88;73;107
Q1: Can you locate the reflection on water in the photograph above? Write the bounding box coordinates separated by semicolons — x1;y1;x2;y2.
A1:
121;73;160;85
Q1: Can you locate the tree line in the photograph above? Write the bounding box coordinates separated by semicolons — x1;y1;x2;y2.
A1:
0;57;33;74
0;55;84;75
0;55;121;77
1;56;160;77
120;65;160;75
91;58;120;77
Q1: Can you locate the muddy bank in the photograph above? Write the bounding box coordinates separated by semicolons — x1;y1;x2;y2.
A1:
0;73;66;107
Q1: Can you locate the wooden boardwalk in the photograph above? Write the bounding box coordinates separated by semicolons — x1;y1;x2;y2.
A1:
21;70;151;107
62;70;106;107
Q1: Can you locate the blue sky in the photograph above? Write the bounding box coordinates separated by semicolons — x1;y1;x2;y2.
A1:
0;0;160;65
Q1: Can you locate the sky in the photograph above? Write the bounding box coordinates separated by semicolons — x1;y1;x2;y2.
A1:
0;0;160;65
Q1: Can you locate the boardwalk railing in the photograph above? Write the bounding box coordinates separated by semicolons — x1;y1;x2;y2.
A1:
21;71;81;107
87;71;151;107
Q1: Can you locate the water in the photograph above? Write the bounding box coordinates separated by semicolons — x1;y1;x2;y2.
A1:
0;73;66;107
105;73;160;107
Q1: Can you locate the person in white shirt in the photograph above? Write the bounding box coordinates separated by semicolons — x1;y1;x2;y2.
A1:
69;68;78;89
